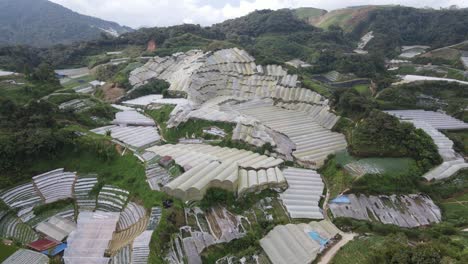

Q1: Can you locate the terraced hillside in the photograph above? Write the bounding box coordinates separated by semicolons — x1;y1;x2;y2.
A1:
130;48;347;167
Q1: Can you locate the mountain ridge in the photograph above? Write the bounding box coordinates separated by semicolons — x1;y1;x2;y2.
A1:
0;0;133;47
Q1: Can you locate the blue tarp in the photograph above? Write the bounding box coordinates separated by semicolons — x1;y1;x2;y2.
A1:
308;231;328;246
42;243;67;256
330;195;350;204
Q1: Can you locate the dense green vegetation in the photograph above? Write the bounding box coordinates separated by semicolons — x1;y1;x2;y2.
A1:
124;79;169;100
377;81;468;121
33;198;74;216
444;130;468;155
147;107;235;143
350;110;442;171
0;99;76;188
354;6;468;56
334;217;468;264
199;188;289;263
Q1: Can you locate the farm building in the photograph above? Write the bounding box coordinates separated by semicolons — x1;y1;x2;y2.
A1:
27;238;59;252
146;144;284;201
260;220;340;264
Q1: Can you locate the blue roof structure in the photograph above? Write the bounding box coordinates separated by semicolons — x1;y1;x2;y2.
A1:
330;195;350;204
41;243;67;257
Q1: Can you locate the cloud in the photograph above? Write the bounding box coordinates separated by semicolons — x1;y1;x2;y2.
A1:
49;0;468;28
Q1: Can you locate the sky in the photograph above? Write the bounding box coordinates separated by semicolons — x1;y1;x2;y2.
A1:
49;0;468;28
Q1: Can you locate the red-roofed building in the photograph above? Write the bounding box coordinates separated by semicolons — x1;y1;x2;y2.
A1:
27;238;59;252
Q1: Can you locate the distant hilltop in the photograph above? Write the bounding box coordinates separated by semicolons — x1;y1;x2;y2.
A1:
0;0;133;47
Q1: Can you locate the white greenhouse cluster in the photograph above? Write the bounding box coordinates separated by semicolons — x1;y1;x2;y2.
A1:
260;220;341;264
280;167;324;219
129;48;347;167
0;169;78;222
386;110;468;180
147;144;284;201
91;108;160;150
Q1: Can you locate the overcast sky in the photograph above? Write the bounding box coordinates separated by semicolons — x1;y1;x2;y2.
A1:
49;0;468;28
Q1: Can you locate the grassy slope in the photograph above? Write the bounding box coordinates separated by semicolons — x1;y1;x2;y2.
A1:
294;7;327;22
331;235;387;264
314;6;379;31
0;244;18;262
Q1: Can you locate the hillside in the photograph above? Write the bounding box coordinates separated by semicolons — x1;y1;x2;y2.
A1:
0;0;132;47
352;6;468;56
293;7;327;24
310;6;379;31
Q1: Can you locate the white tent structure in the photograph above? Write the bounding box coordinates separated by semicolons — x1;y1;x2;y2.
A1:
147;144;284;201
91;125;160;149
36;215;77;241
64;211;120;264
2;249;49;264
112;110;155;126
280;167;324;219
260;220;340;264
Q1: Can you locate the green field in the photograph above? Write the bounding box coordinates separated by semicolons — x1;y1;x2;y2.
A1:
331;235;387;264
440;192;468;226
0;76;59;104
353;84;371;96
0;244;18;262
334;150;416;175
27;136;168;209
444;130;468;155
62;74;94;89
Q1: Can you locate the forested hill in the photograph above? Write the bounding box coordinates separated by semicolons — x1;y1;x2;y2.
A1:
351;6;468;56
0;0;132;47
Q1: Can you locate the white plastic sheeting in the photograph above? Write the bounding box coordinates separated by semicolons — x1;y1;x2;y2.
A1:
122;94;190;107
330;194;441;228
395;74;468;85
385;110;468;130
32;168;77;204
91;125;161;149
147;144;284;201
112;110;155;126
2;249;49;264
131;230;153;264
280;167;324;219
36;215;76;241
64;211;120;264
385;110;468;180
260;220;340;264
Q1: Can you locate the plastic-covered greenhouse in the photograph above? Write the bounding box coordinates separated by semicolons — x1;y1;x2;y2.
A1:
63;211;120;264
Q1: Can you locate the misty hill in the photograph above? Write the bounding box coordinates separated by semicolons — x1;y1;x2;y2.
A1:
0;0;132;47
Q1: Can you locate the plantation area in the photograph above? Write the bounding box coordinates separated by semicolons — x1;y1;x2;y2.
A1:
1;4;468;264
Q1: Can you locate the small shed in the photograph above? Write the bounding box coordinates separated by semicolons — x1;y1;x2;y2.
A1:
27;238;59;252
159;156;174;168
